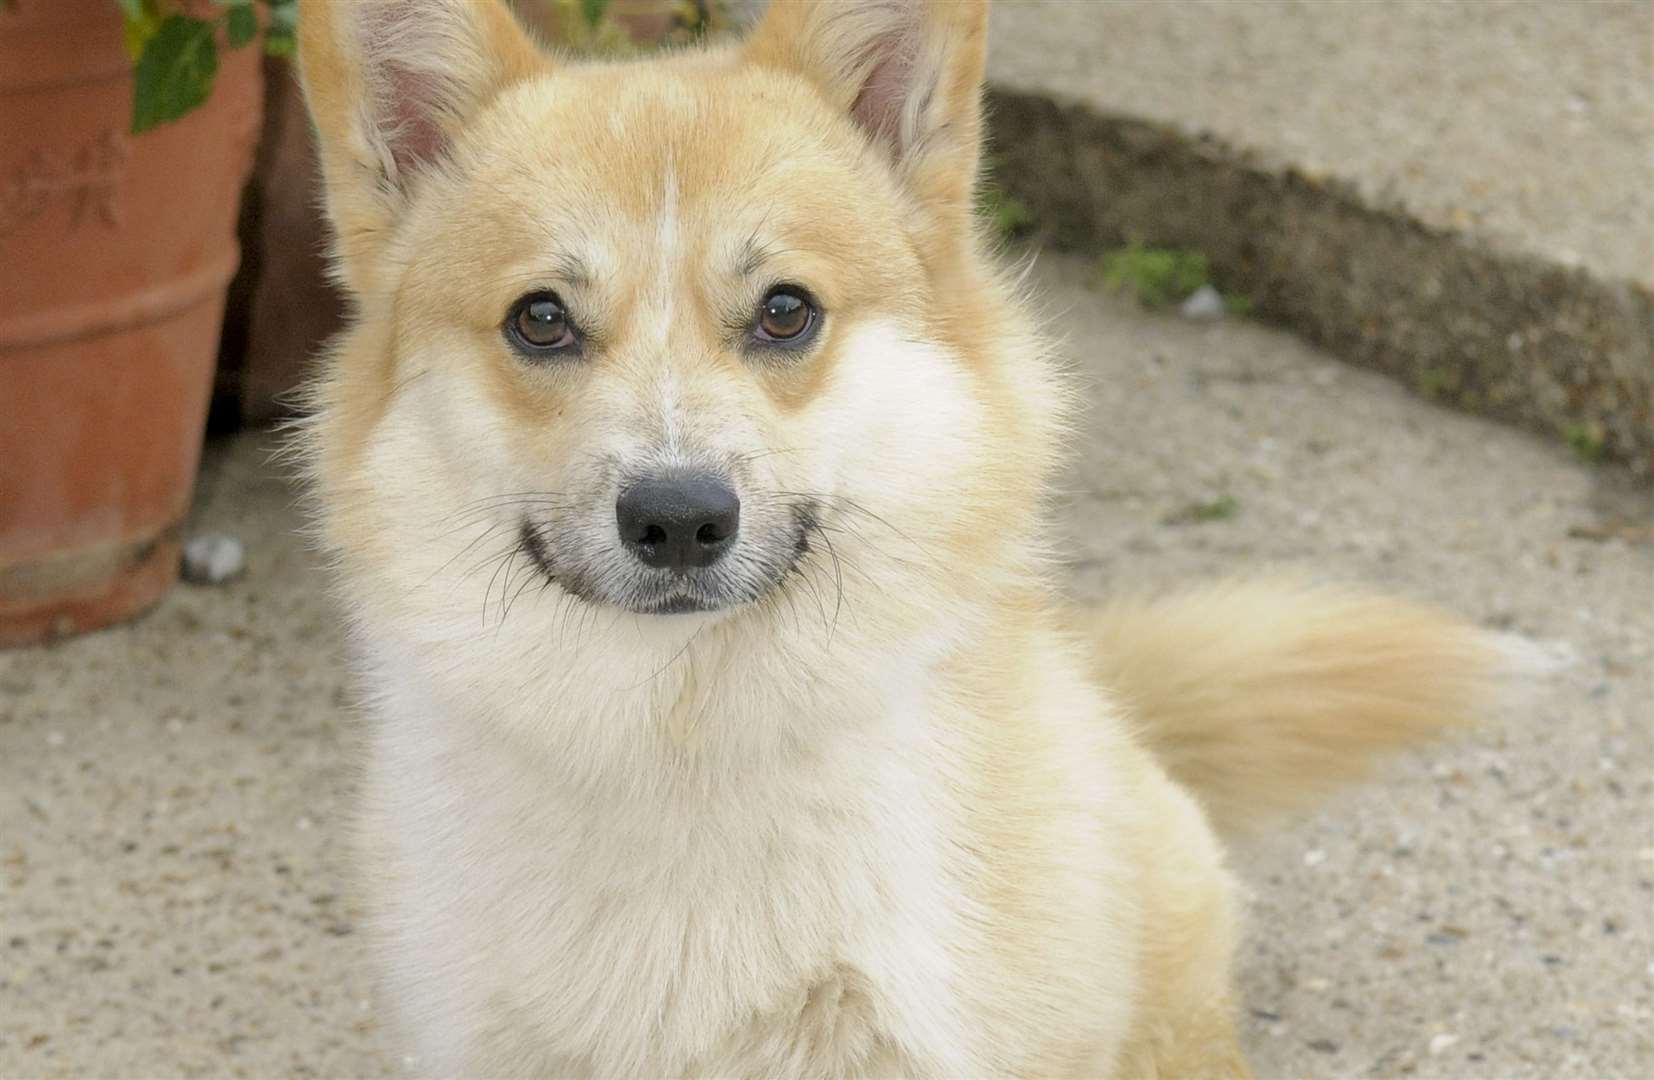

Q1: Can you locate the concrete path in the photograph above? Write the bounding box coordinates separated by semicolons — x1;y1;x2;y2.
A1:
2;252;1650;1077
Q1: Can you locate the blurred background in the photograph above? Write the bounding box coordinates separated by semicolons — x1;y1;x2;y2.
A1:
1;1;1650;1076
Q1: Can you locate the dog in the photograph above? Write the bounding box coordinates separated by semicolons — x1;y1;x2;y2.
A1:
295;0;1511;1074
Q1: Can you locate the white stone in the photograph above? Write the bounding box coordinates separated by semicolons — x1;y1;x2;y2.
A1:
181;533;246;585
1179;284;1227;320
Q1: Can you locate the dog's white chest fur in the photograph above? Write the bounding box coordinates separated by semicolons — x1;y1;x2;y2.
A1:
359;641;977;1077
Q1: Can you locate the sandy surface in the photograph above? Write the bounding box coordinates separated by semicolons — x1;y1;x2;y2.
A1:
2;252;1650;1077
987;0;1654;287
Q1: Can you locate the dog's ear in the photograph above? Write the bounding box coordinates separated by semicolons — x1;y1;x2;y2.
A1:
297;0;547;294
744;0;990;228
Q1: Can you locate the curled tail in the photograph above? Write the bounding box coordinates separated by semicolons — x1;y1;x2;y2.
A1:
1083;579;1529;838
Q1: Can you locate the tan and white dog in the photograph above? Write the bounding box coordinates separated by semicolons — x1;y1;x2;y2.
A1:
295;1;1509;1074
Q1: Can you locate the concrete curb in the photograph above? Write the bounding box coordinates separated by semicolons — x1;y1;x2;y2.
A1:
985;87;1653;477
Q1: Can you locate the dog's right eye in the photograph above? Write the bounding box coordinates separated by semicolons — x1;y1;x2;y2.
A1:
505;292;578;356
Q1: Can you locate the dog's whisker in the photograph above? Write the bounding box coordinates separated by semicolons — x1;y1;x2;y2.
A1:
424;519;514;587
447;490;573;514
627;623;707;691
483;545;521;631
500;550;542;627
809;521;847;646
434;501;576;541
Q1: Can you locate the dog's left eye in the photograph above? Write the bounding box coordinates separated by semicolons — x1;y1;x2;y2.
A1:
752;287;819;347
505;292;578;356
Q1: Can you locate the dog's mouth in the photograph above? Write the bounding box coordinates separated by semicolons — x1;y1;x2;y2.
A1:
517;507;814;616
645;595;717;615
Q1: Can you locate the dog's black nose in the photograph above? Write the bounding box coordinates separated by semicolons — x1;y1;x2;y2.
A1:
616;475;740;570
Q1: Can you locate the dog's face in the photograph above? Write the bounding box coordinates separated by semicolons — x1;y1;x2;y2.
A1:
301;0;1058;644
383;63;949;618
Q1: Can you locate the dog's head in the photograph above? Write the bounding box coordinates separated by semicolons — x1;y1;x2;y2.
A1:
299;0;1062;653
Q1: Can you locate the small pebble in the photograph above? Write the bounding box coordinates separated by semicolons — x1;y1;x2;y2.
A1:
1303;848;1327;867
1429;1033;1460;1056
181;533;246;586
1179;284;1227;321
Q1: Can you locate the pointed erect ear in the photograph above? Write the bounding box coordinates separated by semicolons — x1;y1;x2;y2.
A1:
744;0;990;226
297;0;547;294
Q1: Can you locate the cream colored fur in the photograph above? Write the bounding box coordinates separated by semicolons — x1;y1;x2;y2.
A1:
294;1;1512;1075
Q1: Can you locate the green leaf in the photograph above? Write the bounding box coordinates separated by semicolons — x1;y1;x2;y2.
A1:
225;3;257;48
262;28;295;58
263;0;297;53
581;0;608;29
120;0;164;61
130;14;219;134
123;17;161;61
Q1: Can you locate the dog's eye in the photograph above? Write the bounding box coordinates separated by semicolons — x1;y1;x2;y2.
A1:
753;287;818;346
505;292;577;355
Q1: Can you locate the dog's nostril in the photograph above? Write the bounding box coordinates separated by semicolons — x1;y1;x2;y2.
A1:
616;474;740;571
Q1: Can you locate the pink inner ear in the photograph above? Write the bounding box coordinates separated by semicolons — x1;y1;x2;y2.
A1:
849;29;935;157
357;2;461;185
381;64;451;179
851;50;908;146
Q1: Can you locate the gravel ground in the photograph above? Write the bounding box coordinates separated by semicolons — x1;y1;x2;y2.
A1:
1;252;1649;1078
987;0;1653;287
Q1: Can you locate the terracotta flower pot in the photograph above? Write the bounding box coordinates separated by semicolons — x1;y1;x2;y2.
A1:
0;0;262;646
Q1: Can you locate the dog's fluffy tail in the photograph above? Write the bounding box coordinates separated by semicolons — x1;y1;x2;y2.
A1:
1083;579;1537;839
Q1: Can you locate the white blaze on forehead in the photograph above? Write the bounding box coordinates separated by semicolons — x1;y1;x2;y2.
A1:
651;163;683;454
656;165;679;260
655;366;687;462
653;165;679;330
